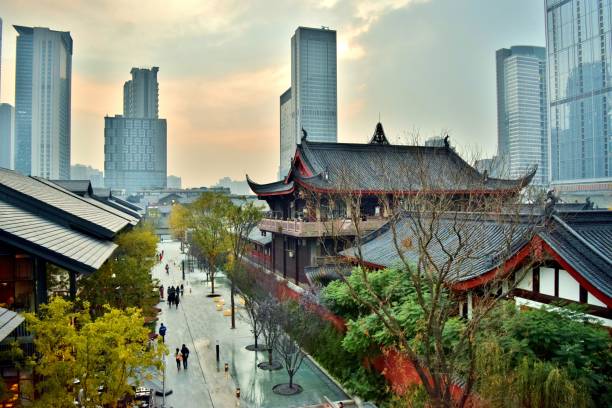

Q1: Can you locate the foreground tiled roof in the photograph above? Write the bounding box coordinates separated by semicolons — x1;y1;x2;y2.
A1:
341;212;534;283
540;211;612;298
247;226;272;245
0;201;117;274
0;307;25;342
0;169;129;239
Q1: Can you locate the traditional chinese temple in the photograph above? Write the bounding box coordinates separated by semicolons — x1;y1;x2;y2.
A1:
247;123;535;285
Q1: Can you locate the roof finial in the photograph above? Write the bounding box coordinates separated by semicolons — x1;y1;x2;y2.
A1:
444;134;450;148
370;121;390;145
301;127;308;142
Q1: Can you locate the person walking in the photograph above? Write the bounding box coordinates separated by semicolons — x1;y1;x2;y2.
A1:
165;264;169;275
159;323;167;343
159;285;164;300
167;290;175;309
175;348;182;371
181;344;190;369
174;292;180;309
180;284;184;296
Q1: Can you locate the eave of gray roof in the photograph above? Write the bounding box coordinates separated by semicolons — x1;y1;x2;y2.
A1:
51;179;93;196
0;201;117;274
293;140;534;193
247;227;272;245
246;176;294;195
0;308;25;342
0;170;129;239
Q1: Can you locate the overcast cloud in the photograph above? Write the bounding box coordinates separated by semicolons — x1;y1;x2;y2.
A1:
0;0;545;187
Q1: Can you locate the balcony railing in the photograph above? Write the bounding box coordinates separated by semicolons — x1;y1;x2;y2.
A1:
259;216;387;237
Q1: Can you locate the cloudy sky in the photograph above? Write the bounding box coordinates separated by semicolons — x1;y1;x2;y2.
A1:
0;0;545;187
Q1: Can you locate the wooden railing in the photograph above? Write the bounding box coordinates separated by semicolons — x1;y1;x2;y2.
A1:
258;217;387;237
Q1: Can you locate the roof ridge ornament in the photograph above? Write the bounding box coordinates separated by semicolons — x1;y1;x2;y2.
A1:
370;122;390;145
301;127;308;142
444;135;450;148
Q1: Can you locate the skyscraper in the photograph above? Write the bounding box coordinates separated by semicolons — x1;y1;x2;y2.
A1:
496;46;548;185
123;67;159;119
279;26;337;176
0;103;14;170
105;67;167;192
279;87;294;177
545;0;612;197
14;25;73;179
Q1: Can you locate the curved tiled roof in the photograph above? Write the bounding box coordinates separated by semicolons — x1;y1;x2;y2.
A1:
246;176;294;196
341;212;534;283
248;138;534;196
295;141;535;193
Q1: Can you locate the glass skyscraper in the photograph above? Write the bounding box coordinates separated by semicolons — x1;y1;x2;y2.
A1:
14;25;72;179
279;26;337;177
545;0;612;195
496;46;549;185
105;67;167;192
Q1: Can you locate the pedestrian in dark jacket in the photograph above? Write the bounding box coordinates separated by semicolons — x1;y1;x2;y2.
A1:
168;291;175;309
159;285;164;300
175;348;182;371
180;284;184;296
181;344;190;369
159;323;167;343
174;293;180;309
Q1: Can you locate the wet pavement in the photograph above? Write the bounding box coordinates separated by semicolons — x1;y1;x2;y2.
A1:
153;241;348;408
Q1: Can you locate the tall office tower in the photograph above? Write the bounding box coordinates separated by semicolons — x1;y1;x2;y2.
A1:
123;67;159;119
0;18;3;98
279;87;294;177
14;25;73;179
279;27;337;176
546;0;612;199
105;67;167;192
0;103;14;169
496;46;548;185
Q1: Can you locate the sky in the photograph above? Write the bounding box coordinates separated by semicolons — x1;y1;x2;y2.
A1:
0;0;545;188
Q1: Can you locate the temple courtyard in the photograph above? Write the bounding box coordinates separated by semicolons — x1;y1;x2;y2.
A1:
152;240;349;408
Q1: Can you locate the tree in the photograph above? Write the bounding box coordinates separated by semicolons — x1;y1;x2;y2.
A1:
25;297;163;407
257;296;284;370
79;225;159;317
189;193;231;296
168;203;190;250
313;142;546;407
225;201;262;328
273;333;306;395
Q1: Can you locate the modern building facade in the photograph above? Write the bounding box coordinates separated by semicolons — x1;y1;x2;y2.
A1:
0;104;15;170
279;87;294;177
279;27;337;176
545;0;612;200
167;175;181;189
123;67;159;119
496;46;548;185
105;67;167;192
0;18;3;98
70;164;104;188
104;115;167;192
13;26;72;180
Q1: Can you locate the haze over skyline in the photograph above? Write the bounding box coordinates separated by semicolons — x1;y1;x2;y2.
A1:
0;0;545;188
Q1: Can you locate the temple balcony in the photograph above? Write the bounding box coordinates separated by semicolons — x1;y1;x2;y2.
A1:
258;216;387;237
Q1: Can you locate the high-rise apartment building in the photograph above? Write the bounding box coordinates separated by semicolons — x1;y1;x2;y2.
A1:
496;46;548;185
123;67;159;119
0;103;14;170
545;0;612;198
279;27;337;176
14;25;72;179
105;67;167;192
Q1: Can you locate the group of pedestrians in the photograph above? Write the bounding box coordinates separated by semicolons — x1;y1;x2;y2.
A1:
175;344;190;370
166;285;183;309
157;324;191;371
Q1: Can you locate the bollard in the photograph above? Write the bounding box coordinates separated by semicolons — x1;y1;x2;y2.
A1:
216;341;220;363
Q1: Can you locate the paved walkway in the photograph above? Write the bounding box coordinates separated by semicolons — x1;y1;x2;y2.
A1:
153;241;348;408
